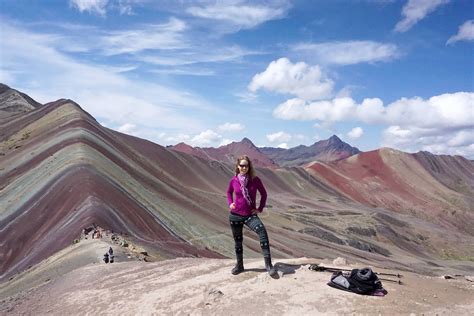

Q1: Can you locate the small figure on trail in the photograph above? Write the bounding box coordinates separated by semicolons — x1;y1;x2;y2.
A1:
103;253;109;264
108;247;114;263
226;155;277;278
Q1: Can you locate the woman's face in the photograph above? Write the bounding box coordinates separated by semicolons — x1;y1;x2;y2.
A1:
238;159;249;174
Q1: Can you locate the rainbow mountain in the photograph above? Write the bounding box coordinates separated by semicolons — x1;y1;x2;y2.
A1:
1;84;473;283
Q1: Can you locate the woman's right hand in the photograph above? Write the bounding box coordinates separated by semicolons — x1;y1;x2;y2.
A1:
229;203;236;210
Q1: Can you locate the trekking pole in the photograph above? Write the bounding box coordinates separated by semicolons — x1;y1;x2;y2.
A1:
379;277;403;285
309;265;403;278
308;264;349;272
375;272;403;278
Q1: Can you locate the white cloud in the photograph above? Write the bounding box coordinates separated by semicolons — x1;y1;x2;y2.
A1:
447;20;474;45
275;92;474;129
140;45;258;66
384;92;473;129
347;127;364;139
0;21;213;137
382;126;474;157
293;41;400;65
394;0;450;33
277;143;289;149
38;19;188;56
165;134;191;144
113;123;167;141
356;98;386;124
116;0;137;15
3;18;189;57
78;91;203;130
70;0;109;16
186;1;288;30
219;139;234;146
20;18;260;68
235;91;258;104
218;123;245;132
70;0;144;16
273;92;474;157
447;130;473;147
249;58;334;100
101;17;187;55
266;131;292;143
117;122;137;134
29;19;258;68
273;97;355;121
190;129;222;147
149;68;215;76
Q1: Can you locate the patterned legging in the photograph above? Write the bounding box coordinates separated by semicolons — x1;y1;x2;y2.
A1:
229;213;271;258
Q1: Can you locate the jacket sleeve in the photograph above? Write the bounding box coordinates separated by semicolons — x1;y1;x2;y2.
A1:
226;178;234;206
256;177;267;212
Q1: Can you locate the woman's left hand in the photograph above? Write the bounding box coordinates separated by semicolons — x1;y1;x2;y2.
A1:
251;208;259;215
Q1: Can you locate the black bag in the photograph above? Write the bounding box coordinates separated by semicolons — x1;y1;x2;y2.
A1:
103;253;109;264
328;268;383;295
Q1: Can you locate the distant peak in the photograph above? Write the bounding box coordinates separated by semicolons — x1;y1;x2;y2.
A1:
328;135;342;143
0;83;12;93
173;142;193;148
241;137;255;145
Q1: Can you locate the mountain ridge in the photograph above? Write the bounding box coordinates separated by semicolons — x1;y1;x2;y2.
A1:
169;137;278;168
170;134;361;167
261;134;361;166
0;84;43;124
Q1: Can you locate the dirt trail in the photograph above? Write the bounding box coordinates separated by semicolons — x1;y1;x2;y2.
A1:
1;252;473;315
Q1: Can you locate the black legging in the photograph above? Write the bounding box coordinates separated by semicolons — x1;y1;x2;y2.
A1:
229;213;271;258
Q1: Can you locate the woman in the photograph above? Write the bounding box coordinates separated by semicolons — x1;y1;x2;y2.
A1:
226;155;277;277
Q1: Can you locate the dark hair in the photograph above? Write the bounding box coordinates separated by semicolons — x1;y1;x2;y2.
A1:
234;155;256;178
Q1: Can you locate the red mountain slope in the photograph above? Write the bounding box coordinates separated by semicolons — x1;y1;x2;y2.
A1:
306;148;474;234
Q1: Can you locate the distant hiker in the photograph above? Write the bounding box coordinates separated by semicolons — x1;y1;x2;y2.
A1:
110;255;115;263
103;253;109;263
226;155;277;277
108;247;114;256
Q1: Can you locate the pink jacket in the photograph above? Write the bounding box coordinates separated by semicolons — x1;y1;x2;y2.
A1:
226;176;267;216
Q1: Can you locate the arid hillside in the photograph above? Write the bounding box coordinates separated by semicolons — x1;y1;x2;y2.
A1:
306;149;474;235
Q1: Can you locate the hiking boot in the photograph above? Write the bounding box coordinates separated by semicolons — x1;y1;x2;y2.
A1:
231;253;244;275
231;263;244;275
264;256;278;277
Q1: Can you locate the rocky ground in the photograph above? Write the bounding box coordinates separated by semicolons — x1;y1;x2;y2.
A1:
1;239;473;315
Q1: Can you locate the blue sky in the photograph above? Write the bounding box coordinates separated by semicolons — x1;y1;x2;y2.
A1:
1;0;473;157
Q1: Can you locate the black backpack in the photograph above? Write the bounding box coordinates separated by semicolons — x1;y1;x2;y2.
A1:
328;268;383;295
